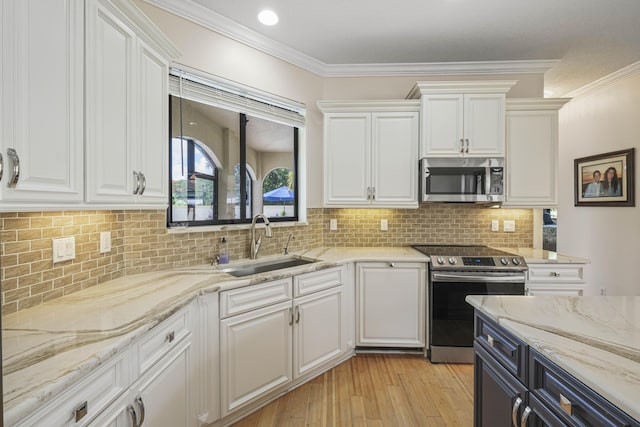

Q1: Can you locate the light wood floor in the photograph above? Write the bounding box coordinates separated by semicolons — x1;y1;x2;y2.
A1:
231;354;474;427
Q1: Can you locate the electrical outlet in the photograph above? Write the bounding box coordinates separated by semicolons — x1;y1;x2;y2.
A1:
329;218;338;231
504;220;516;232
100;231;112;254
381;219;388;231
52;237;76;263
491;220;499;232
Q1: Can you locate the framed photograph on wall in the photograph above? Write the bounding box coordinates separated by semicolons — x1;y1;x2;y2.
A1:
575;148;635;206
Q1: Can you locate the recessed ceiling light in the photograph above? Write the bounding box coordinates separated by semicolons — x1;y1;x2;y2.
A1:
258;10;279;26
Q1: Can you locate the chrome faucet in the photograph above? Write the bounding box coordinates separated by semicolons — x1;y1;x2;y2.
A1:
284;233;295;255
250;214;272;259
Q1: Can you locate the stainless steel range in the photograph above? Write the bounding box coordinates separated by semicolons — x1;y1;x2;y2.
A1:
412;245;527;363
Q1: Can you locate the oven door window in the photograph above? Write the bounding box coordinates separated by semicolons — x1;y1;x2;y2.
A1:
430;281;524;347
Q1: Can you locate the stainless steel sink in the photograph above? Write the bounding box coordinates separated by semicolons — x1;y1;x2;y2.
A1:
219;256;317;277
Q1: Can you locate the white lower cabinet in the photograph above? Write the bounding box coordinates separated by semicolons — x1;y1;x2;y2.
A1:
219;267;350;418
88;338;195;427
356;262;426;348
525;263;587;296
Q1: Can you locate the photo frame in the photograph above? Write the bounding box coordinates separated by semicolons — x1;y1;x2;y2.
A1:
575;148;635;206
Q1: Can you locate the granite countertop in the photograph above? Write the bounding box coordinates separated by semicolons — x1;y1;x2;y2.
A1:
497;247;590;264
2;246;428;423
466;295;640;421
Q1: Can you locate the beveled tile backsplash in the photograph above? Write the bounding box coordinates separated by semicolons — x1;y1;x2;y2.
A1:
1;205;533;314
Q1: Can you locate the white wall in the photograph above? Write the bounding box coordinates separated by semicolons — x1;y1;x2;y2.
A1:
558;70;640;296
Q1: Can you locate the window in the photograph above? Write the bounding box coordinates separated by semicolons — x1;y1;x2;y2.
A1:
167;69;303;226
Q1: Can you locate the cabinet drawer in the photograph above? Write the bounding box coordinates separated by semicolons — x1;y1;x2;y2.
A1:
220;278;292;318
16;350;130;427
475;313;527;383
294;266;343;297
135;304;193;375
527;265;584;283
530;349;639;427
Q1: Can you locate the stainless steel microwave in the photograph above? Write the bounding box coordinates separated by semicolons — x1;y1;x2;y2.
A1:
420;157;504;203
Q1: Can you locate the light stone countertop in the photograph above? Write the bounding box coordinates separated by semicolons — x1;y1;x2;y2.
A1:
1;246;428;424
497;247;591;264
466;295;640;421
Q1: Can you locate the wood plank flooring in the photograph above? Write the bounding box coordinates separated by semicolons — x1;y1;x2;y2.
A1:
231;354;474;427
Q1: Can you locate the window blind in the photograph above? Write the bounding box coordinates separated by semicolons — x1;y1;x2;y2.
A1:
169;68;306;128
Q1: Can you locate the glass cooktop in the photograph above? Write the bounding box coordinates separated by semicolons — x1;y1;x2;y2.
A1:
411;244;515;257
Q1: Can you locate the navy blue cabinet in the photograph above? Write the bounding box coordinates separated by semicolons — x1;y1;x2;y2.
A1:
473;312;639;427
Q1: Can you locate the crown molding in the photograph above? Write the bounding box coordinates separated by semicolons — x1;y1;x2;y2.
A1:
506;98;571;111
565;60;640;98
144;0;558;78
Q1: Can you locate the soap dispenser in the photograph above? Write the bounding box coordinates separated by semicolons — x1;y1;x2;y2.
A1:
218;237;229;264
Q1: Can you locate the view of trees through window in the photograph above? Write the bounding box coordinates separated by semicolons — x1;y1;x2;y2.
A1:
263;168;294;217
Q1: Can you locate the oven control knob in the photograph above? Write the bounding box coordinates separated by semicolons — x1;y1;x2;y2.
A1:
436;257;445;265
512;258;521;265
448;257;457;265
500;257;509;265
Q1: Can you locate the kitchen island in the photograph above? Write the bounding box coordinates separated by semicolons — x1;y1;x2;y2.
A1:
466;295;640;424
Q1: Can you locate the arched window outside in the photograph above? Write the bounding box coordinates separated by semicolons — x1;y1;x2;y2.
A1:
170;137;217;223
262;167;295;218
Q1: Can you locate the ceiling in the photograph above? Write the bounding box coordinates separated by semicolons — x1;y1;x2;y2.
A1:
149;0;640;97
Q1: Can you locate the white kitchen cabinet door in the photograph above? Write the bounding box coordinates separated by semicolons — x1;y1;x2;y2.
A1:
503;99;569;207
321;104;419;208
129;337;197;427
420;93;505;157
0;0;84;207
371;112;419;206
220;301;293;416
293;286;344;378
85;0;137;204
464;93;506;156
323;113;371;206
85;0;172;208
86;393;134;427
135;40;169;205
420;94;464;156
356;262;426;347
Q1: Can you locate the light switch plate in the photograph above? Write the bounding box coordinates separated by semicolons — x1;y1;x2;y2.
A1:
504;220;516;232
329;218;337;231
491;220;499;232
100;231;112;253
380;219;388;231
52;237;75;263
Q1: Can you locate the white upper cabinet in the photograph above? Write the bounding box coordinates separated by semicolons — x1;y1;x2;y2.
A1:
85;0;177;207
0;0;84;209
408;81;516;158
503;99;569;207
319;101;420;208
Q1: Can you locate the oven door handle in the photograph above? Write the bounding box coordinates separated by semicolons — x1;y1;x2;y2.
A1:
432;272;526;283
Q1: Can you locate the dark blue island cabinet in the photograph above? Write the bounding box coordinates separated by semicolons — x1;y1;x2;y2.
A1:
473;311;640;427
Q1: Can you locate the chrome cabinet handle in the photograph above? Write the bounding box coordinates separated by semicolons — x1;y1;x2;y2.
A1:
289;307;294;325
165;331;175;343
552;272;561;277
372;187;375;200
127;404;139;427
511;397;522;427
139;172;146;195
460;138;464;153
0;152;3;182
133;171;141;194
135;396;146;426
487;334;495;348
559;393;573;416
366;187;372;200
520;406;532;427
74;401;88;422
389;262;395;268
7;148;20;186
295;306;300;324
465;138;469;153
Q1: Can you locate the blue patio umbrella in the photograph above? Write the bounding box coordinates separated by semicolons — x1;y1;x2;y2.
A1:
263;185;294;202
